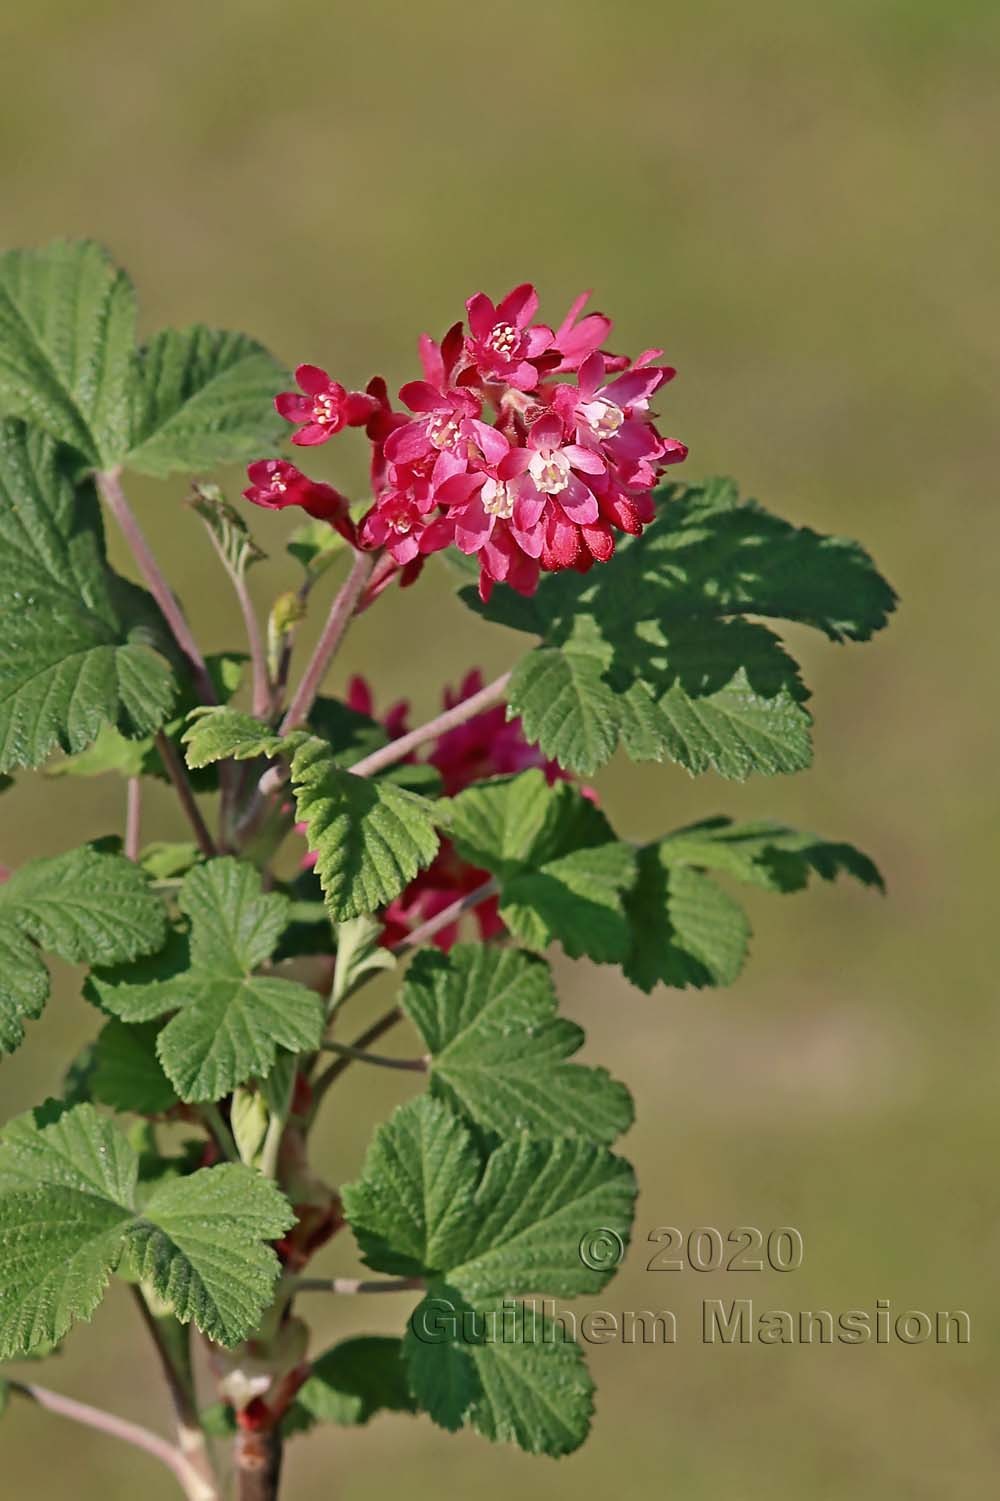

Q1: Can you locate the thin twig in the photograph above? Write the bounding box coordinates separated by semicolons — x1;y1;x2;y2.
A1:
280;550;374;733
97;469;217;706
288;1275;425;1295
200;1103;239;1163
309;1006;404;1109
390;877;499;955
309;878;499;1112
318;1039;428;1072
156;733;217;859
9;1382;217;1501
348;671;511;779
201;524;272;719
125;776;142;861
131;1288;217;1495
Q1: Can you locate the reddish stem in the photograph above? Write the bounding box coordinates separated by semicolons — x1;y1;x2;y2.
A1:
348;671;511;779
280;550;374;733
97;468;217;706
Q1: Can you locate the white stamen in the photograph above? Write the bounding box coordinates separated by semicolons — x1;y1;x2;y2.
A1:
486;321;519;359
427;413;461;450
481;477;515;519
528;446;571;495
578;398;625;439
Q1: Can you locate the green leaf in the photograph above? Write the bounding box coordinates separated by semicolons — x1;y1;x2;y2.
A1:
658;816;885;893
406;1287;594;1456
291;738;439;922
182;707;299;770
0;844;167;1054
90;1019;178;1115
296;1336;416;1427
446;772;636;964
342;1095;635;1303
506;648;619;777
190;483;266;577
402;945;633;1142
124;1165;293;1344
0;423;177;771
48;653;245;788
0;239;136;467
90;858;323;1102
622;819;884;994
623;852;751;993
0;1103;292;1354
125;325;287;477
461;478;895;778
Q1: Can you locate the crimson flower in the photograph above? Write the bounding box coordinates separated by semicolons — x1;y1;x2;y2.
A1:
245;279;687;600
275;364;378;446
242;460;356;543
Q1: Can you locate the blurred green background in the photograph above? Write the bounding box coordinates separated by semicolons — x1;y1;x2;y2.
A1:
1;0;997;1496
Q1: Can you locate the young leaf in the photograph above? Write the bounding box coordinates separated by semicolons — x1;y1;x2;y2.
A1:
406;1286;594;1456
291;738;439;922
446;771;636;964
89;858;323;1102
125;326;287;477
342;1095;635;1302
401;945;633;1142
0;1104;293;1355
0;844;167;1054
460;479;895;778
0;239;136;467
182;706;300;769
0;422;176;771
189;483;266;576
296;1336;416;1427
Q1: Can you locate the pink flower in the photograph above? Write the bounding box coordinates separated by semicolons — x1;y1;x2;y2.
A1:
275;365;378;447
464;284;556;391
550;290;614;372
243;460;357;543
246;279;687;600
298;670;590;949
384;380;481;467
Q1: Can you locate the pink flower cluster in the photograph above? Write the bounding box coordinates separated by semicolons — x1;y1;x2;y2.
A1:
245;285;686;601
299;670;588;950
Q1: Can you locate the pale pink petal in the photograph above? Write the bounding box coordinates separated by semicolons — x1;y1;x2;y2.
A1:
466;420;509;466
456;496;493;553
558;474;599;525
528;411;564;450
564;444;606;476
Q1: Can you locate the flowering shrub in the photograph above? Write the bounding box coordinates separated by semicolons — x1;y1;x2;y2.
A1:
0;241;895;1500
